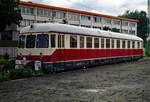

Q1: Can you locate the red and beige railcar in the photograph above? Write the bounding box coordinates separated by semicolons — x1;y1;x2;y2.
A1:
17;23;143;73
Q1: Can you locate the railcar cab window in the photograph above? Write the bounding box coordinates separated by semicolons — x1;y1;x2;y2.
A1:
26;35;35;48
80;36;84;48
70;36;77;48
36;34;49;48
51;34;56;48
117;40;120;48
19;35;25;48
106;39;110;48
86;37;92;48
94;38;99;48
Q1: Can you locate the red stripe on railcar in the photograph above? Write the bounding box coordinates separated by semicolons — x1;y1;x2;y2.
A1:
17;49;143;62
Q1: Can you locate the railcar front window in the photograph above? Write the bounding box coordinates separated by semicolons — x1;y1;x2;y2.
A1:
19;35;25;48
26;35;35;48
36;34;49;48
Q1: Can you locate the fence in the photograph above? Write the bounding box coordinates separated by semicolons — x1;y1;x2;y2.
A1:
0;47;17;57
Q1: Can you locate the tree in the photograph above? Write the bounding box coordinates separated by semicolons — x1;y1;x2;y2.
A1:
119;10;149;43
111;28;120;33
0;0;22;32
103;26;111;31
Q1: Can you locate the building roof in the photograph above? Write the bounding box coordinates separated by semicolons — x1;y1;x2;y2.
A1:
20;1;139;22
20;23;142;41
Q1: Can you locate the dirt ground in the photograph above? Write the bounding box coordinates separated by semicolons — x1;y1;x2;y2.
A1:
0;59;150;102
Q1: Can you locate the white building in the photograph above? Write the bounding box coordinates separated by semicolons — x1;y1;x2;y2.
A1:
1;1;139;41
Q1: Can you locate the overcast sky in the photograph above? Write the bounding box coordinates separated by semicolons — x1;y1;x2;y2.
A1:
22;0;147;16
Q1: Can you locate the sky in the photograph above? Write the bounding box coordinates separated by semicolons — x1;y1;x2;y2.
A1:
21;0;147;16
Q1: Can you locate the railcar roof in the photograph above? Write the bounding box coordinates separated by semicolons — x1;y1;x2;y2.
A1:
20;23;142;41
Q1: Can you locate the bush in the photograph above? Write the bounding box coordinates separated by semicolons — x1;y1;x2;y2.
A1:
0;72;10;82
145;42;150;57
21;69;44;78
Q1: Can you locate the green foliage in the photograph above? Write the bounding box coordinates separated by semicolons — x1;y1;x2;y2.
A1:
111;28;120;33
119;10;149;43
103;26;111;31
0;0;22;32
0;40;18;47
21;69;44;77
145;42;150;57
0;72;10;82
103;27;120;33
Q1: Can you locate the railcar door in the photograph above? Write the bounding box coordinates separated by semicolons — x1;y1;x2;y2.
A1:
57;34;65;71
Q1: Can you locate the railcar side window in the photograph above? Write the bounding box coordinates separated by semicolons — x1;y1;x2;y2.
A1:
132;41;135;48
19;35;25;48
51;34;56;48
137;42;140;48
26;35;35;48
58;35;65;48
70;36;77;48
36;34;49;48
122;40;126;48
101;38;104;48
117;40;120;48
106;39;110;48
87;37;92;48
94;38;99;48
128;41;130;48
80;36;84;48
111;39;114;48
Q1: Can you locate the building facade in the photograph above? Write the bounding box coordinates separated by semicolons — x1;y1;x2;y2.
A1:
18;1;138;35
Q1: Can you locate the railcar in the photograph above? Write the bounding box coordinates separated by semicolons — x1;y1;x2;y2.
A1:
16;23;143;73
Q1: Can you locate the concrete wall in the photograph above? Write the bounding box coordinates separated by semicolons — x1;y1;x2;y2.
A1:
0;47;17;57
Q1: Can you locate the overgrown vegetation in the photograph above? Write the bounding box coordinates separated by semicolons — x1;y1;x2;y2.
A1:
0;56;44;82
145;42;150;57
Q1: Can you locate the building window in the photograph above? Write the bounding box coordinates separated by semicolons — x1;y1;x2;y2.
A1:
94;38;99;48
129;30;135;35
44;9;51;17
113;19;120;25
94;17;101;23
37;8;44;16
122;21;128;26
104;18;111;24
128;41;130;48
51;34;56;48
106;39;110;48
122;29;128;34
112;39;114;48
21;6;34;15
101;38;104;48
81;15;91;21
70;36;77;48
117;40;120;48
122;40;126;48
52;11;56;18
57;12;66;19
130;23;136;27
80;36;84;48
86;37;92;48
68;13;79;21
